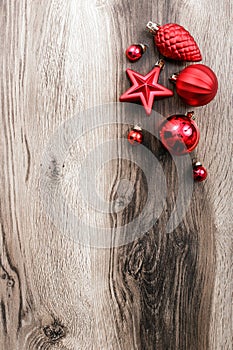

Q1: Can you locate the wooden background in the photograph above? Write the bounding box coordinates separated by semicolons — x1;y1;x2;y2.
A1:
0;0;232;349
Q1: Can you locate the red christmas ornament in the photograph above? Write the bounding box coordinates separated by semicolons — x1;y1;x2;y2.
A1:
170;64;218;106
126;44;147;62
159;112;200;155
120;60;173;115
146;21;202;62
193;161;207;182
127;125;143;145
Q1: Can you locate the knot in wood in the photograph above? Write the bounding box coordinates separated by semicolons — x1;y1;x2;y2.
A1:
43;322;66;342
127;245;144;279
7;277;15;288
1;273;7;280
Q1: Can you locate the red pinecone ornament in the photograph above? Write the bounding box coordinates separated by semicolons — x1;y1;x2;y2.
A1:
146;22;202;62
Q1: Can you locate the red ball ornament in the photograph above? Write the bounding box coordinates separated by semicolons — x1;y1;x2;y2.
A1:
170;64;218;106
146;21;202;62
159;112;200;155
126;44;147;62
128;126;143;145
193;161;207;182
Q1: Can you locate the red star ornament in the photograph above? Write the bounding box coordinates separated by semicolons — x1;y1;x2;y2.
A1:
120;60;173;115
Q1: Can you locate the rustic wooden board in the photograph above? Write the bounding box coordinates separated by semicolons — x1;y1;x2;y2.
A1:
0;0;232;349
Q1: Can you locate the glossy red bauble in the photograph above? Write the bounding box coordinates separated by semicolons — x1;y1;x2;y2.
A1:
126;44;146;62
193;163;207;182
159;113;200;155
146;22;202;61
171;64;218;106
128;128;143;145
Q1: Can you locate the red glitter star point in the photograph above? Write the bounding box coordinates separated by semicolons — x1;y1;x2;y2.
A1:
120;63;173;115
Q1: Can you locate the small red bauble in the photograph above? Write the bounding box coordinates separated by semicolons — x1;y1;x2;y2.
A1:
126;44;147;62
146;21;202;62
128;126;143;145
170;64;218;106
193;162;207;182
159;112;200;155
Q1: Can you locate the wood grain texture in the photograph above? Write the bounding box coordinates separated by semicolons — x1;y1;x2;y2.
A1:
0;0;232;349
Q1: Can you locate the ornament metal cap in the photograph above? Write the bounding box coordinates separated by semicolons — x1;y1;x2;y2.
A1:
138;43;148;53
146;21;160;34
193;160;202;167
186;111;195;120
169;73;179;82
155;59;165;69
133;124;142;131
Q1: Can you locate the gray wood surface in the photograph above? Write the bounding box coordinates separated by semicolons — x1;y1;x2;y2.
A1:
0;0;232;349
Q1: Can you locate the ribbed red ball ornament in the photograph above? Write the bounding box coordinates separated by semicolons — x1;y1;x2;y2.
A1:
170;64;218;106
159;112;200;155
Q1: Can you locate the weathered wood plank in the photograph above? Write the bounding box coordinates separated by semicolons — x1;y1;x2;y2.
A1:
0;0;231;349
